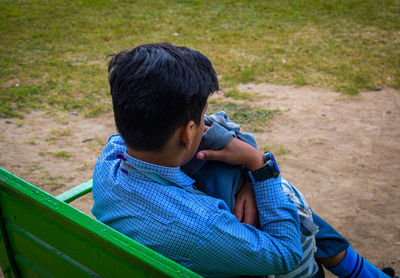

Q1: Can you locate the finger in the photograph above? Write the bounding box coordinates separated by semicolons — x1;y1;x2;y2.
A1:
243;204;258;226
197;150;223;161
233;200;244;222
243;201;250;224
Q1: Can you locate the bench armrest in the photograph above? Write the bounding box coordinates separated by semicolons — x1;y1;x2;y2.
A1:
56;179;93;203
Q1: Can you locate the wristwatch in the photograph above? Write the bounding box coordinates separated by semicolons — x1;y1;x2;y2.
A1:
247;152;280;183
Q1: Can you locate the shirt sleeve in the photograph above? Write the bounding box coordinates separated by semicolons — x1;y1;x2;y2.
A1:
189;176;302;277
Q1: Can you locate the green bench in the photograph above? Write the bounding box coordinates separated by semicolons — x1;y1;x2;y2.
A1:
0;167;202;277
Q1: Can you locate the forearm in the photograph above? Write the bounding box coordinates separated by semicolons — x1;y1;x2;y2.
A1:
253;176;302;267
242;148;301;250
195;137;302;274
234;174;302;266
192;196;302;276
254;177;300;232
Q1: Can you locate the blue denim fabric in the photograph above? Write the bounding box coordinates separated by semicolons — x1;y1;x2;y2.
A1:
181;112;257;211
312;212;349;258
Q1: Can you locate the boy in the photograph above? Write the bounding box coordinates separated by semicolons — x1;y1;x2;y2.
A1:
92;43;395;277
181;111;319;277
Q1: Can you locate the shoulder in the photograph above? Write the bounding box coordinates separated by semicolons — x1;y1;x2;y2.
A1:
94;134;125;169
93;135;125;193
101;134;126;159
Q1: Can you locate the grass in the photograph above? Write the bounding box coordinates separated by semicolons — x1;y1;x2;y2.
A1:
27;140;36;145
0;85;46;118
260;145;291;156
0;0;399;117
54;150;72;160
224;88;257;100
208;100;279;132
50;128;71;136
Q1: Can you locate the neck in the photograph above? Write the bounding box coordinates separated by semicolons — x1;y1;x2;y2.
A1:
126;147;181;167
126;133;187;167
125;125;194;167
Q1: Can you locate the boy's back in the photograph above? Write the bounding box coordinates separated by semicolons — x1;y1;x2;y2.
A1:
92;134;302;277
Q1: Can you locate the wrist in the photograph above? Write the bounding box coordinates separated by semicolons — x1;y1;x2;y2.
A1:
247;152;281;184
245;150;265;171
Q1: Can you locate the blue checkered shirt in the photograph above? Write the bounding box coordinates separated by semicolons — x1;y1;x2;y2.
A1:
92;135;302;277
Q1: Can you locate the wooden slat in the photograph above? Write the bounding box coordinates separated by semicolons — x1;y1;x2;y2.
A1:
13;254;52;278
6;222;98;278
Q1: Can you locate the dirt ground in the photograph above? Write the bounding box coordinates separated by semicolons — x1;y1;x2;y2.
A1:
1;84;399;276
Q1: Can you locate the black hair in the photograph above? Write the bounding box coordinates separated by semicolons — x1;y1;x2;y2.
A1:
107;42;219;151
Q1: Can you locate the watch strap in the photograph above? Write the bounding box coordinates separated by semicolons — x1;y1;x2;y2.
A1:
247;152;280;183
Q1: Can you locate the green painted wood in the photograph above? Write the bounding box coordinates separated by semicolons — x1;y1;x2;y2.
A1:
0;168;202;278
0;191;20;278
6;221;98;277
55;179;93;203
13;254;52;278
2;193;122;277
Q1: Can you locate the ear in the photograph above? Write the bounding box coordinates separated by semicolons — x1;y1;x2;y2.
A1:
181;120;195;150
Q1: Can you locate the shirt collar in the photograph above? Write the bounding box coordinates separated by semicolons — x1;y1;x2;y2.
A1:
123;150;195;188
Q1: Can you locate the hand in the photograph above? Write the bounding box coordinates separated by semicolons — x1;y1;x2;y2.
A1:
234;180;260;227
196;137;265;171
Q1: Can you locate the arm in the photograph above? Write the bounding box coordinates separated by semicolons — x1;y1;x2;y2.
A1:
192;139;302;276
189;176;302;276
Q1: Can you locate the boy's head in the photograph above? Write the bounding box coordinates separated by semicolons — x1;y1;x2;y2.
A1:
108;42;219;151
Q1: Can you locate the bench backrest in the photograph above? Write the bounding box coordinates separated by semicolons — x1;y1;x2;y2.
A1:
0;168;201;278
